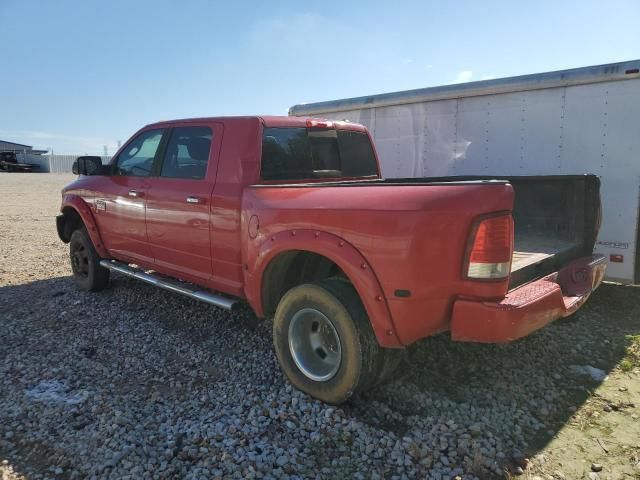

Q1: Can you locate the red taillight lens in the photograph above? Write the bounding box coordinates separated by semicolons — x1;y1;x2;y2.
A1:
466;214;513;280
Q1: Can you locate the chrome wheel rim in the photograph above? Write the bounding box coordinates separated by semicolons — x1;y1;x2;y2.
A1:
288;308;342;382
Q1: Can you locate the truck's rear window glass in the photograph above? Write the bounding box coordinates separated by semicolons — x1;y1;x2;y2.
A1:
160;126;212;180
261;127;378;181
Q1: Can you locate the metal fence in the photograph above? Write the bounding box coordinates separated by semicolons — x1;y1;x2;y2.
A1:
15;154;113;173
48;155;113;173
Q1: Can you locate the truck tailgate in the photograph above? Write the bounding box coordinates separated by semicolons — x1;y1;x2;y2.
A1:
507;175;600;288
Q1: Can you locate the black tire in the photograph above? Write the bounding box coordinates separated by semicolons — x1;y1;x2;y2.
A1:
69;228;110;291
273;279;381;404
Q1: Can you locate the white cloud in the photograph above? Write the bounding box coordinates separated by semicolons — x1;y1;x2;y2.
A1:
481;75;495;80
453;70;474;83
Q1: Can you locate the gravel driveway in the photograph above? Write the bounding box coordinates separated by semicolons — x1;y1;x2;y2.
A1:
1;173;639;480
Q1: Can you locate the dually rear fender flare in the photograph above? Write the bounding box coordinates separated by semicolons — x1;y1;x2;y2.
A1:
245;229;402;348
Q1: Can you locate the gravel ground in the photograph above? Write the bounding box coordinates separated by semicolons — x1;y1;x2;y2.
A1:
1;173;639;480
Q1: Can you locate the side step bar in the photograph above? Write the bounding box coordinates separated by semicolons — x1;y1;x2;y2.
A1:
99;260;238;311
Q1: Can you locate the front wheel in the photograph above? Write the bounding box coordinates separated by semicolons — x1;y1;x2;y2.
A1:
69;228;110;291
273;279;381;404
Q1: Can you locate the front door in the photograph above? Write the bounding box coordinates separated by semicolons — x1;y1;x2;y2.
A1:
96;128;166;266
145;124;220;285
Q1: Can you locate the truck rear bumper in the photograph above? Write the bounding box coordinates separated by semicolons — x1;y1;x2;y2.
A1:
451;254;606;343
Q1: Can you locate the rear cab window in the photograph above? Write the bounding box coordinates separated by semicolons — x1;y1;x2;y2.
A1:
160;126;212;180
261;127;379;181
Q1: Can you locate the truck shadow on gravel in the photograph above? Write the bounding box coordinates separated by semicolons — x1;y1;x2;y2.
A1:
1;277;638;478
349;282;640;474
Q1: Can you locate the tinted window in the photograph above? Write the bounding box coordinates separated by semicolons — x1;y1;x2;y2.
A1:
336;130;378;178
115;129;164;177
262;128;312;180
309;130;341;175
261;127;378;181
160;127;212;179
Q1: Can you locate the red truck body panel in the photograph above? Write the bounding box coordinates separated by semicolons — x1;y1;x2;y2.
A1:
243;228;400;346
59;116;604;349
60;193;110;258
96;175;153;265
242;182;514;346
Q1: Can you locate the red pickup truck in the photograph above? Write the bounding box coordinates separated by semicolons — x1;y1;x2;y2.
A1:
57;116;606;404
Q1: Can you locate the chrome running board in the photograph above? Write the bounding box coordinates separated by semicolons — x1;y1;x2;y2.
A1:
99;260;238;311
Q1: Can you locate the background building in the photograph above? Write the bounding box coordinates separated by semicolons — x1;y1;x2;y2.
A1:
0;140;48;155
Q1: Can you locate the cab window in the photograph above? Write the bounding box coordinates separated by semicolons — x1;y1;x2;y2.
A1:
160;126;212;179
114;129;165;176
261;127;378;181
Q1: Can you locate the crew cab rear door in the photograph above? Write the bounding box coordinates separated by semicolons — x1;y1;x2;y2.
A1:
144;123;223;284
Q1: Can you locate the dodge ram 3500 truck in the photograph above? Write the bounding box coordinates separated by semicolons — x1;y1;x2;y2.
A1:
57;116;606;404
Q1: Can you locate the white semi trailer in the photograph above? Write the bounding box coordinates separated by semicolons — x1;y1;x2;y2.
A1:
289;60;640;283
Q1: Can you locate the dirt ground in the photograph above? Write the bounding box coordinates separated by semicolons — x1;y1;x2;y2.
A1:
0;172;639;479
523;291;640;480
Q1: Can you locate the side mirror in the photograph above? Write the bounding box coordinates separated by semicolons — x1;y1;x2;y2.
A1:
73;156;103;175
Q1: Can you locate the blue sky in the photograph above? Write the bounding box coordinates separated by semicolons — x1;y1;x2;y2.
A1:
0;0;638;154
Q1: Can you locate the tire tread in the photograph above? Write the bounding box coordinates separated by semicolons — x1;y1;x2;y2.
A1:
70;227;109;292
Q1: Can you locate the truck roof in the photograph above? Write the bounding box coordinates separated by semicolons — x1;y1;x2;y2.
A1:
146;115;368;132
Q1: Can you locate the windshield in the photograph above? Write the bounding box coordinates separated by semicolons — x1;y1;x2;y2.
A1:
261;127;378;181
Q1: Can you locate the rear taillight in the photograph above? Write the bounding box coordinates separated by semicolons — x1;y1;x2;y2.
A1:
465;213;514;280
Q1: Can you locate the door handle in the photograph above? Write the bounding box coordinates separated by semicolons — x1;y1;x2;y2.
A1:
186;196;202;204
128;189;142;198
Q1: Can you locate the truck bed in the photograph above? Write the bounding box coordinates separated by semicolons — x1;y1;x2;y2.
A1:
511;234;581;286
253;174;600;289
506;175;600;288
381;175;599;288
512;236;577;271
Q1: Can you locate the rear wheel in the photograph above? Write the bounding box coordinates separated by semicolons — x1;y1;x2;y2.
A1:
273;279;381;404
69;228;110;291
